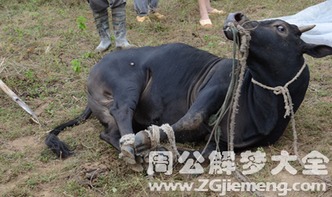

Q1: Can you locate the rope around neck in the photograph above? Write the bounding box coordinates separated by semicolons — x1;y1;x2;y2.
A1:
251;62;307;118
251;62;307;165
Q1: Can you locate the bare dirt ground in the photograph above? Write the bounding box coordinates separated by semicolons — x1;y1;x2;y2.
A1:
0;0;331;196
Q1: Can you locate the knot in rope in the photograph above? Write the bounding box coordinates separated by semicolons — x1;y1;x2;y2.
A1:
251;62;307;166
119;133;135;146
118;133;136;160
251;80;293;118
251;62;307;118
144;124;180;157
145;125;160;149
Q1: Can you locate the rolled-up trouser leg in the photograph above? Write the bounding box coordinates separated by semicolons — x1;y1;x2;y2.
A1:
134;0;149;16
149;0;159;13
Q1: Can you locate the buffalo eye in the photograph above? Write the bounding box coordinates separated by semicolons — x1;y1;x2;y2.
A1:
276;25;285;32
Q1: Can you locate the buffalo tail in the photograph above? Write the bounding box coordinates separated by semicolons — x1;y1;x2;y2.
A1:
45;107;92;158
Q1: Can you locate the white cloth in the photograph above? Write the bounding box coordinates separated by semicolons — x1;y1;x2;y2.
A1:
269;0;332;47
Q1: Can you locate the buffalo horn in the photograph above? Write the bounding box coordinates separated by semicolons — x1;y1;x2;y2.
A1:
299;25;316;33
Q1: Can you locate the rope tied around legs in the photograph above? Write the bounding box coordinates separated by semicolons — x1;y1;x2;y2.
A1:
118;133;135;160
145;125;160;149
144;124;180;158
160;124;180;157
119;133;135;146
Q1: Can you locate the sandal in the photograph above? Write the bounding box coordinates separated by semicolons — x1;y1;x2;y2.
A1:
136;16;151;23
199;19;213;28
153;12;166;20
209;8;225;15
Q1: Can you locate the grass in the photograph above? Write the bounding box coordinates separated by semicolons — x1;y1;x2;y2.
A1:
0;0;331;196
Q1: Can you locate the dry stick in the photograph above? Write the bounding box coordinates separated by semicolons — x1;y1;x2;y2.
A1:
0;78;40;125
0;58;5;74
0;58;40;124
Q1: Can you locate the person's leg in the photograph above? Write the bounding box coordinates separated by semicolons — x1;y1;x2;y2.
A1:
89;0;112;52
134;0;149;16
149;0;158;12
134;0;151;22
110;0;135;49
198;0;212;27
205;0;225;15
149;0;165;20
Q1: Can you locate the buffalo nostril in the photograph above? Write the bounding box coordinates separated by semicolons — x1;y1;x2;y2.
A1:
234;12;244;22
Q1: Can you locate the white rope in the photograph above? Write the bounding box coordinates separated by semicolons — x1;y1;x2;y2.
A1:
226;22;307;195
119;133;135;146
118;133;136;161
251;62;307;165
144;125;160;150
226;24;266;197
160;124;180;157
228;24;251;152
251;62;307;118
144;124;180;157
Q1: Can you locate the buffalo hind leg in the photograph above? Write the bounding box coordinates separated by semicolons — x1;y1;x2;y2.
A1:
89;98;122;151
100;127;121;151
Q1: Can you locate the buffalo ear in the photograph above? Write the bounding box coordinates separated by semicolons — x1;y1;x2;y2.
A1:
303;44;332;58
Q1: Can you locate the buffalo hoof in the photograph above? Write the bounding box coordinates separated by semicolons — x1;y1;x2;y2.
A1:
129;157;144;172
129;163;144;172
134;131;152;155
100;131;120;151
120;145;136;165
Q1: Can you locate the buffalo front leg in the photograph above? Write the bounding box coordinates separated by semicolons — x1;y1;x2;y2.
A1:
110;103;138;165
134;86;226;157
134;112;206;155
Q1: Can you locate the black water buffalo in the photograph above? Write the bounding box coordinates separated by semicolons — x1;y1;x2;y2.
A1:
46;13;332;164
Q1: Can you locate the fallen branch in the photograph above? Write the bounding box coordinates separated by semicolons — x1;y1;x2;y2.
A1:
0;71;40;124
